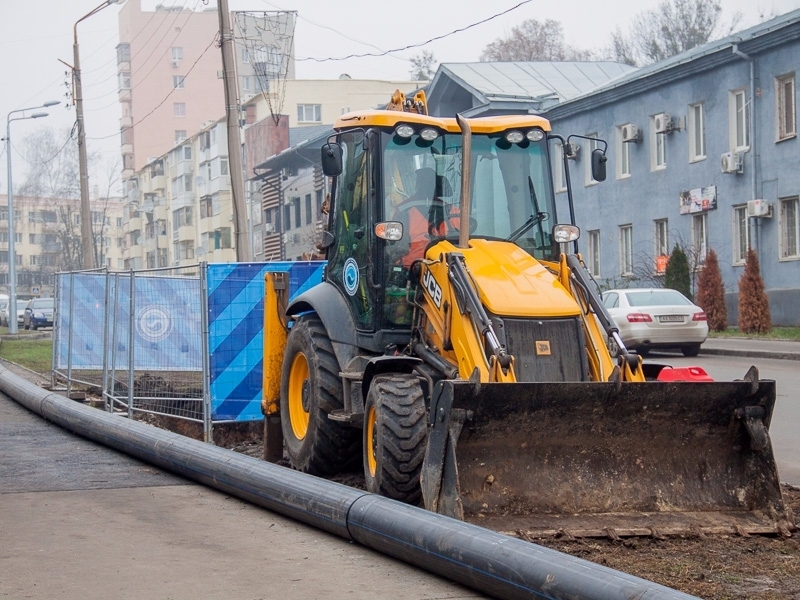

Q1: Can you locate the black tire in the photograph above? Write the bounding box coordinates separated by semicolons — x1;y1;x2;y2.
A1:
681;344;701;357
363;374;427;504
31;322;38;331
280;315;360;475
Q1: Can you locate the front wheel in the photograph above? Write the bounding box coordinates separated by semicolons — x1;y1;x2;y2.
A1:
363;374;427;505
681;344;701;357
280;315;360;475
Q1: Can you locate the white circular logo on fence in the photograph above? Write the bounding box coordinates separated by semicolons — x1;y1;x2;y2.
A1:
137;305;173;342
343;258;359;296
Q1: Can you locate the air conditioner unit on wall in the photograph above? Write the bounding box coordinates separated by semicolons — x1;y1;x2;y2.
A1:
621;124;640;143
721;151;743;174
172;60;180;68
654;113;672;134
747;199;772;218
564;142;580;160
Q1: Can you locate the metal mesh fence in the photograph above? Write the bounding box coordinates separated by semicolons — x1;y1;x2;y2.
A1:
54;266;207;433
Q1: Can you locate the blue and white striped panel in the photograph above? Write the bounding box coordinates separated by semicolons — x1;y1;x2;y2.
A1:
207;261;325;422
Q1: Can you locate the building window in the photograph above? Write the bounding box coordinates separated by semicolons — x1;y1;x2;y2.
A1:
297;104;321;123
616;125;631;179
587;230;600;277
241;47;250;63
585;133;599;186
173;75;185;89
688;102;705;161
654;219;669;273
175;130;187;144
733;205;748;265
284;204;292;231
117;43;131;64
241;76;251;92
174;102;186;117
730;88;750;150
776;73;796;141
305;194;313;225
651;114;667;170
118;71;131;90
171;47;183;62
692;212;708;263
293;197;301;228
553;141;567;192
619;225;633;276
780;196;799;259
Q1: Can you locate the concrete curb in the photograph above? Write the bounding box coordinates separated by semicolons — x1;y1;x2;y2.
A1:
701;347;800;361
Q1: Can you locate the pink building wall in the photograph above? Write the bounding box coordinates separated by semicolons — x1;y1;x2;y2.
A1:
119;0;225;173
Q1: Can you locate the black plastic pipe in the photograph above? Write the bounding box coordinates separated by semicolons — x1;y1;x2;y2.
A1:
1;364;699;600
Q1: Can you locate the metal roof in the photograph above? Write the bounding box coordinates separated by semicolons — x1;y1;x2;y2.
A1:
253;125;333;177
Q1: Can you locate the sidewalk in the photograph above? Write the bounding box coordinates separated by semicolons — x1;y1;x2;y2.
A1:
701;337;800;361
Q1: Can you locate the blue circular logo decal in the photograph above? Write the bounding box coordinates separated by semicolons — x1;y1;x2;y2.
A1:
343;258;359;296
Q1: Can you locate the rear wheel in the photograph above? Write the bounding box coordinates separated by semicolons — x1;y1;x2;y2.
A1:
280;315;360;475
681;344;701;357
363;374;427;504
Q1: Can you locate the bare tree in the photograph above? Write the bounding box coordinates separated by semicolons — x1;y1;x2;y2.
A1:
480;19;593;62
613;0;741;65
409;50;437;81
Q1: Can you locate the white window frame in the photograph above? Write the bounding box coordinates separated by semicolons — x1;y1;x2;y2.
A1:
174;130;187;144
172;75;185;89
651;114;667;170
692;212;708;264
732;205;749;265
585;133;599;186
776;72;796;141
587;230;601;277
553;141;567;193
619;225;633;276
688;102;705;162
780;196;799;260
118;71;131;90
173;102;186;117
171;47;183;62
730;88;750;151
616;125;631;179
297;104;322;123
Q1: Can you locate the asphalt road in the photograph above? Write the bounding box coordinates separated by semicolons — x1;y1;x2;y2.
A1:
0;388;484;600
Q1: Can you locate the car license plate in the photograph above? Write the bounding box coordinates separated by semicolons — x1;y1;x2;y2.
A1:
658;315;684;323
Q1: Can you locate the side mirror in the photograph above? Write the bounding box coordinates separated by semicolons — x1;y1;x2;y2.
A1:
591;148;607;182
321;142;343;177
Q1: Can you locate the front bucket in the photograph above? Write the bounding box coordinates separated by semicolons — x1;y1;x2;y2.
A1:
421;370;794;537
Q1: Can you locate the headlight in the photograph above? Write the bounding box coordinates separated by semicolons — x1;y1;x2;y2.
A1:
375;221;404;241
505;130;524;144
526;129;545;142
419;127;439;141
394;125;414;138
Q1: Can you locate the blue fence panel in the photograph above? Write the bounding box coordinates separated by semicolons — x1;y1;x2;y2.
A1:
206;261;324;422
56;272;202;371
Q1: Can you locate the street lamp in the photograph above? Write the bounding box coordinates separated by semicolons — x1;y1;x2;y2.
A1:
74;0;124;270
5;101;59;334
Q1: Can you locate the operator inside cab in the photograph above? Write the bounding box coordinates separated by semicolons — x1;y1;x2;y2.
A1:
392;167;447;268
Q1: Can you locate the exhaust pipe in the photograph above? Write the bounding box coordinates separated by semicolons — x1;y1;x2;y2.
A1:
0;363;699;600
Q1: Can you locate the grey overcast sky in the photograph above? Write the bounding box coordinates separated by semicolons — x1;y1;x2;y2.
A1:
1;0;798;194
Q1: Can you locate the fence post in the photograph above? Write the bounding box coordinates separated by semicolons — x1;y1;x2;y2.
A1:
101;270;112;412
127;269;135;419
200;262;213;444
66;272;75;400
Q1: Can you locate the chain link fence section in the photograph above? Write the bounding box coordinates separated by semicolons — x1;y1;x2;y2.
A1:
54;266;206;433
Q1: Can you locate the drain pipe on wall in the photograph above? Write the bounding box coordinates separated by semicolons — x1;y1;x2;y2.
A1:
732;43;760;252
0;364;700;600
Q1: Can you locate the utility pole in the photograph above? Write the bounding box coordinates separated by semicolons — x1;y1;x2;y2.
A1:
218;0;251;261
73;29;95;270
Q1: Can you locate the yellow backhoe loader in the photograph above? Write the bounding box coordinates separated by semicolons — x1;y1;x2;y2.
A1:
262;90;793;537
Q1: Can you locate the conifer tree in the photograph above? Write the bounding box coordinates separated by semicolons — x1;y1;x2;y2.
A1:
738;248;771;334
664;244;692;300
696;248;727;331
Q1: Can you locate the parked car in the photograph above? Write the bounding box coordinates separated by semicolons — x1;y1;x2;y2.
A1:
23;297;55;331
602;288;708;356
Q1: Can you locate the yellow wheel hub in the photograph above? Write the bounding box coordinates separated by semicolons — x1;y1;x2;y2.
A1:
288;352;310;440
365;404;377;477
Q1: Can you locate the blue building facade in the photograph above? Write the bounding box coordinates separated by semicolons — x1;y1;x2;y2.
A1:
542;12;800;326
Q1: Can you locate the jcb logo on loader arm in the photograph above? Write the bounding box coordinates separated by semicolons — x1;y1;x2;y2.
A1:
423;269;442;308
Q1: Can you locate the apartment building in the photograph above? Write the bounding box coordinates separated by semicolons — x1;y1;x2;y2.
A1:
117;1;295;178
123;119;236;270
0;194;126;296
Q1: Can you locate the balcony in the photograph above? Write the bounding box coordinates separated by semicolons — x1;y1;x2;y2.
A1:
120;115;133;128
